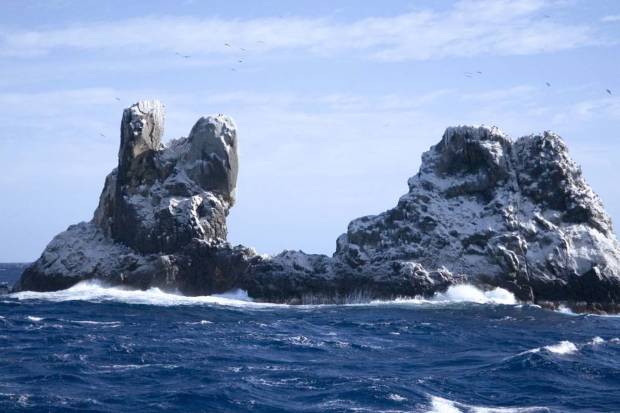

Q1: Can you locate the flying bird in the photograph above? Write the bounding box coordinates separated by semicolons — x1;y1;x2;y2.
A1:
175;52;190;58
115;97;120;101
224;43;231;47
546;82;551;87
238;59;243;63
464;71;473;78
476;71;483;74
240;48;247;52
607;89;613;95
99;133;106;138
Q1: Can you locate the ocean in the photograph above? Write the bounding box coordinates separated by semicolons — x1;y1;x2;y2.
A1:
1;264;619;412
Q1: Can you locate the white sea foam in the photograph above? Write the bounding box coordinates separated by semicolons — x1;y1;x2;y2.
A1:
589;336;605;345
11;281;520;309
544;340;578;355
555;306;620;318
431;285;517;305
555;305;577;315
185;320;213;325
516;337;612;358
11;281;285;308
26;316;43;322
372;285;517;306
387;393;407;402
426;395;549;413
212;289;253;301
69;320;122;327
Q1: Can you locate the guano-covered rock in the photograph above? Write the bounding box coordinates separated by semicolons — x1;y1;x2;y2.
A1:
14;103;620;313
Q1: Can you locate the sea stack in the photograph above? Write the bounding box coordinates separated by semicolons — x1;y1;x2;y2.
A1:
15;100;254;294
14;102;620;312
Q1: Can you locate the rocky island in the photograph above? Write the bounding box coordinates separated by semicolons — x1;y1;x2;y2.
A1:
14;101;620;312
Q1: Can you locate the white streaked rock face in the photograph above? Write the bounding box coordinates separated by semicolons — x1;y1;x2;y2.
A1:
15;104;620;311
93;101;238;254
17;101;244;292
331;125;620;303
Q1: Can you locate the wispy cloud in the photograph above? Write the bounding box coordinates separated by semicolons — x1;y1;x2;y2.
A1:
0;0;606;61
601;14;620;22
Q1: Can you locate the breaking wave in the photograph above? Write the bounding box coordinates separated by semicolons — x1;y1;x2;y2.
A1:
425;395;549;413
11;281;518;308
543;340;579;355
513;336;619;359
371;285;517;306
10;281;284;308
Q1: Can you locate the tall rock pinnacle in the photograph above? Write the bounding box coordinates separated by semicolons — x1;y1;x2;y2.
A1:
94;100;238;254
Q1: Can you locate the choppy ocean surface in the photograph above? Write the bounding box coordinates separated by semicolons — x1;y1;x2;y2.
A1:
1;265;619;412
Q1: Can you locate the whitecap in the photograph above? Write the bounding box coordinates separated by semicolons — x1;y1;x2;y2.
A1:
589;336;605;345
515;337;608;358
70;320;122;327
17;394;30;407
425;395;549;413
99;364;149;372
388;393;407;402
543;340;578;355
26;316;43;322
427;396;462;413
185;320;213;325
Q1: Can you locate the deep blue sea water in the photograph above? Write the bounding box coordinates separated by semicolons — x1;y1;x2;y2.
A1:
1;265;619;412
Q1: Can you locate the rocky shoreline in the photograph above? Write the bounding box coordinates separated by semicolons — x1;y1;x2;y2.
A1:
14;101;620;313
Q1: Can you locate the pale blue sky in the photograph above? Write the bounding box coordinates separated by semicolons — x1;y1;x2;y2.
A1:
1;0;619;261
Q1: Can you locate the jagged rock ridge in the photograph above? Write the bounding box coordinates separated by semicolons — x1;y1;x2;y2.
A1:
14;102;620;312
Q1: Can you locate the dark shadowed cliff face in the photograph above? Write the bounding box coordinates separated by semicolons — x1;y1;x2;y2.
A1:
13;103;620;312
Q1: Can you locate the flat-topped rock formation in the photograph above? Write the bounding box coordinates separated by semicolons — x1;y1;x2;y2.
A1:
14;102;620;312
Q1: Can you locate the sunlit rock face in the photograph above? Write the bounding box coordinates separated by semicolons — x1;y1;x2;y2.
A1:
94;100;238;254
16;101;251;293
244;125;620;310
329;125;620;306
13;103;620;312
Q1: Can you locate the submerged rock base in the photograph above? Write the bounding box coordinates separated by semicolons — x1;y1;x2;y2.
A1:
15;101;620;313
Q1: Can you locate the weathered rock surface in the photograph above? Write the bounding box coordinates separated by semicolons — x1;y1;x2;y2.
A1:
243;127;620;310
14;103;620;312
15;100;249;294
